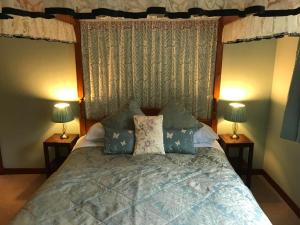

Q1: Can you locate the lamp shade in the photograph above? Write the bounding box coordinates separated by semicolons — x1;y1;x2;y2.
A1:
224;103;247;123
52;103;74;123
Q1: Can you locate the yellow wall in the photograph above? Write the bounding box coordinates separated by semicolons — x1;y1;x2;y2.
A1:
264;37;300;207
219;40;277;168
0;37;79;168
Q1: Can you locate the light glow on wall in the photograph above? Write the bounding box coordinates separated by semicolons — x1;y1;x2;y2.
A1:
52;87;78;101
220;86;254;101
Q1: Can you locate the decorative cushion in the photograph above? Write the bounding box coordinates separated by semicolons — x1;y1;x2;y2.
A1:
160;100;202;129
102;100;144;130
164;128;197;154
133;115;165;155
86;122;105;142
193;123;218;144
104;127;135;154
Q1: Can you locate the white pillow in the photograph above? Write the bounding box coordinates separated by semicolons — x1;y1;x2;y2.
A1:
133;115;165;155
86;122;105;142
193;123;218;144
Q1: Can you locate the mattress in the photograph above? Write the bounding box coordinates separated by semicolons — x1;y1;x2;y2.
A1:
11;142;271;225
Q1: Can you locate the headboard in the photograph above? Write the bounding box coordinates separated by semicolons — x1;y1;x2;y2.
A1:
74;18;224;135
78;98;218;135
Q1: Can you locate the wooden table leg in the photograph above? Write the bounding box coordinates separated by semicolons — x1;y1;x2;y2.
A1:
224;145;229;158
246;145;254;188
55;146;59;160
238;147;243;175
43;143;50;177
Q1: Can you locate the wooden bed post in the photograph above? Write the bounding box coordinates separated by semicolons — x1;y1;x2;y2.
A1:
212;17;225;133
0;147;4;175
74;20;86;136
55;15;86;136
212;16;240;132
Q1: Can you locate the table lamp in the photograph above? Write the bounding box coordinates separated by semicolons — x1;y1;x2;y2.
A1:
224;102;247;139
52;103;74;139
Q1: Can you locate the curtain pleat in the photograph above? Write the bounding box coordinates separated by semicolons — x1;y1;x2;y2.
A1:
223;15;300;44
1;1;300;19
81;19;218;120
0;16;76;43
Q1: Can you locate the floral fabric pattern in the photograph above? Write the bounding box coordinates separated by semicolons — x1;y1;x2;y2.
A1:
133;115;165;155
10;147;271;225
104;127;135;154
81;20;218;120
164;128;196;154
0;16;76;43
1;1;299;16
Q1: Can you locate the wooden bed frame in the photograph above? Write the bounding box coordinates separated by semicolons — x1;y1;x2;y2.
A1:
79;98;218;135
68;17;225;135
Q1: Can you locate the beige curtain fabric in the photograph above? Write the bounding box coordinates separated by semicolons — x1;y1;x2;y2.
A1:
81;19;218;120
1;1;299;16
223;15;300;43
0;16;76;43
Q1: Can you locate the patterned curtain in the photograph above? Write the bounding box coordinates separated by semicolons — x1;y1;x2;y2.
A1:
223;15;300;44
0;16;76;43
1;1;300;19
81;19;218;120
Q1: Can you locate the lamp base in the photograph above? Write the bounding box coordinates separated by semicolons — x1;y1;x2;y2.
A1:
60;123;69;139
231;134;240;139
231;122;240;139
60;133;69;139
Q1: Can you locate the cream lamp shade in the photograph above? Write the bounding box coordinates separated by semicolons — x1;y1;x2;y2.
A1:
224;103;247;139
52;103;74;139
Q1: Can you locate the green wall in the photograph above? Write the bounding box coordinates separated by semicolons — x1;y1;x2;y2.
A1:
219;40;277;168
1;37;299;208
0;37;79;168
220;37;300;207
264;37;300;207
0;37;278;170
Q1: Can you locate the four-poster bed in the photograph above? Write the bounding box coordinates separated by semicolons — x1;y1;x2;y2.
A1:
3;1;300;224
9;16;272;225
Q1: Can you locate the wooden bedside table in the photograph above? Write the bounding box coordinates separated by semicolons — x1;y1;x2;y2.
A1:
43;134;79;177
218;134;254;188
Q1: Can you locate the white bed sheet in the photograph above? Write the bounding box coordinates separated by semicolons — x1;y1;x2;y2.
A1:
73;135;224;152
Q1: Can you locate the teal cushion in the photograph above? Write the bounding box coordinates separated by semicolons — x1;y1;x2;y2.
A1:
163;128;196;154
102;100;144;130
160;100;201;129
104;127;134;154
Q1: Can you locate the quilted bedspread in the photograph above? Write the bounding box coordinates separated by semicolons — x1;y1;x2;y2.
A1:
11;147;271;225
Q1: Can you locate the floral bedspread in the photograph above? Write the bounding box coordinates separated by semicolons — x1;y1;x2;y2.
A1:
11;147;271;225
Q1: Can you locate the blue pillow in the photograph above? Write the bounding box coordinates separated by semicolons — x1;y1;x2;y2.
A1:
104;127;135;154
163;128;196;154
160;100;201;129
102;100;144;130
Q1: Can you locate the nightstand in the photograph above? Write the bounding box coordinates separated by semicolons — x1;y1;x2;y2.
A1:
43;134;79;177
218;134;254;188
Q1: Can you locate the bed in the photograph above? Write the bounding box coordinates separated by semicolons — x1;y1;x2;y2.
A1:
11;17;272;225
10;133;271;225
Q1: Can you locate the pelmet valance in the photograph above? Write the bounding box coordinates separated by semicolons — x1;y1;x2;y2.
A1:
223;15;300;43
0;0;300;19
0;16;76;43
